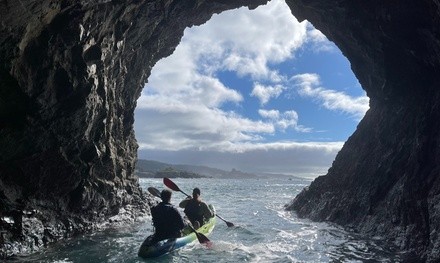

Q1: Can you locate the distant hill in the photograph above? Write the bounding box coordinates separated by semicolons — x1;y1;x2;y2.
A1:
135;159;258;179
173;165;257;178
136;160;206;178
154;167;205;178
136;159;173;173
135;159;305;179
173;163;302;179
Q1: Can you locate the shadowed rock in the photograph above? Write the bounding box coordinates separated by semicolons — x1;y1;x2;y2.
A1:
1;0;439;261
0;0;267;258
285;0;440;261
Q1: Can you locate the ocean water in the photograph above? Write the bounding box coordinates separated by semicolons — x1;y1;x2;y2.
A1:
13;178;400;262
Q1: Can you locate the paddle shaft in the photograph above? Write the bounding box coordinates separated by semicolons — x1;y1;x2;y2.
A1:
179;190;191;198
215;214;232;225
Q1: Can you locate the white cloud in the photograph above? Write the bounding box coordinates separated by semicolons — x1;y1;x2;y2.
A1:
258;109;280;119
259;109;312;132
134;0;365;176
139;141;343;178
291;73;369;119
192;76;243;108
251;83;285;105
136;0;312;153
136;104;276;152
183;0;308;81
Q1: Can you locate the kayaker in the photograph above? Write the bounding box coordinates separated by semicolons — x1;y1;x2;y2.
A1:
183;188;214;229
151;189;185;241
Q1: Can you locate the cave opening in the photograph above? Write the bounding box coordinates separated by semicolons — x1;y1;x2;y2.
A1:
2;0;439;260
133;0;368;178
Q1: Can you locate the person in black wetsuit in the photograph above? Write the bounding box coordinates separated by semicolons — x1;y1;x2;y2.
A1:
150;189;185;241
183;188;214;229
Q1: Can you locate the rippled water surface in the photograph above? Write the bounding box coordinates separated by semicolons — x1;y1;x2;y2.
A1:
14;178;400;262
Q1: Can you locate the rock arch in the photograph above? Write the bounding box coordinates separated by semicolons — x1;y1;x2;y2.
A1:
1;0;439;260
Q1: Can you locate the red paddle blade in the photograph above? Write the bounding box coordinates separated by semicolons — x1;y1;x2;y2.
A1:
163;177;180;191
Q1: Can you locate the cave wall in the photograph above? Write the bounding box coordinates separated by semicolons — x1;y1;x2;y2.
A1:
285;0;440;261
1;0;440;261
0;0;268;257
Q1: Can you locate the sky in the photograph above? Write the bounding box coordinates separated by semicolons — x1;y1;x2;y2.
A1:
134;0;369;178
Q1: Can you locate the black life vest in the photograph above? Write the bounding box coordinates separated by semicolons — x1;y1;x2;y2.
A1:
151;202;184;240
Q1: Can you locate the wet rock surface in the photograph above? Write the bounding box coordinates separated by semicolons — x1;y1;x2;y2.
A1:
1;0;440;261
0;0;267;258
285;0;440;261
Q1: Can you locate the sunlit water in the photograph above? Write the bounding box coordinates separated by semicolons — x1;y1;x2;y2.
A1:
13;178;401;262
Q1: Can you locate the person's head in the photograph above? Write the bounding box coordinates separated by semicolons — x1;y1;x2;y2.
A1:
192;187;201;199
161;189;172;203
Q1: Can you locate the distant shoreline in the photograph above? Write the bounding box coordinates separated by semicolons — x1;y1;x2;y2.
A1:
136;159;306;180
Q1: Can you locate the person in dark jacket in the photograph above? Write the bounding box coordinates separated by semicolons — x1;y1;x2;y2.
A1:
183;188;214;229
151;189;185;241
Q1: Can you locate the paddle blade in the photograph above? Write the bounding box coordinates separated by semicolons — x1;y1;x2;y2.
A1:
194;230;212;248
163;177;181;191
190;226;212;248
195;232;211;246
216;214;234;227
147;187;161;198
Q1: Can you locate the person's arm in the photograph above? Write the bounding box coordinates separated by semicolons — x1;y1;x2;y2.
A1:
173;207;185;230
151;206;158;228
201;202;214;218
179;197;191;208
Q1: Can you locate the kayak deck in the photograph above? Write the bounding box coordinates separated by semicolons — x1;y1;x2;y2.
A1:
138;206;216;258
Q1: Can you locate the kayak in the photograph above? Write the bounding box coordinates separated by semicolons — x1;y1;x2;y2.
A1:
138;205;216;258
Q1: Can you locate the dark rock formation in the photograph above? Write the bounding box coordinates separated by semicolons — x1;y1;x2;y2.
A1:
0;0;267;258
285;0;440;261
1;0;439;261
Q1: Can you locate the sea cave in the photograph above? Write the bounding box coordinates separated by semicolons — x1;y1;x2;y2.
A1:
1;0;440;261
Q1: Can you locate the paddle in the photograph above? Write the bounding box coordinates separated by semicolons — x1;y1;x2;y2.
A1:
147;187;161;198
188;224;212;247
147;186;212;246
163;177;235;227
